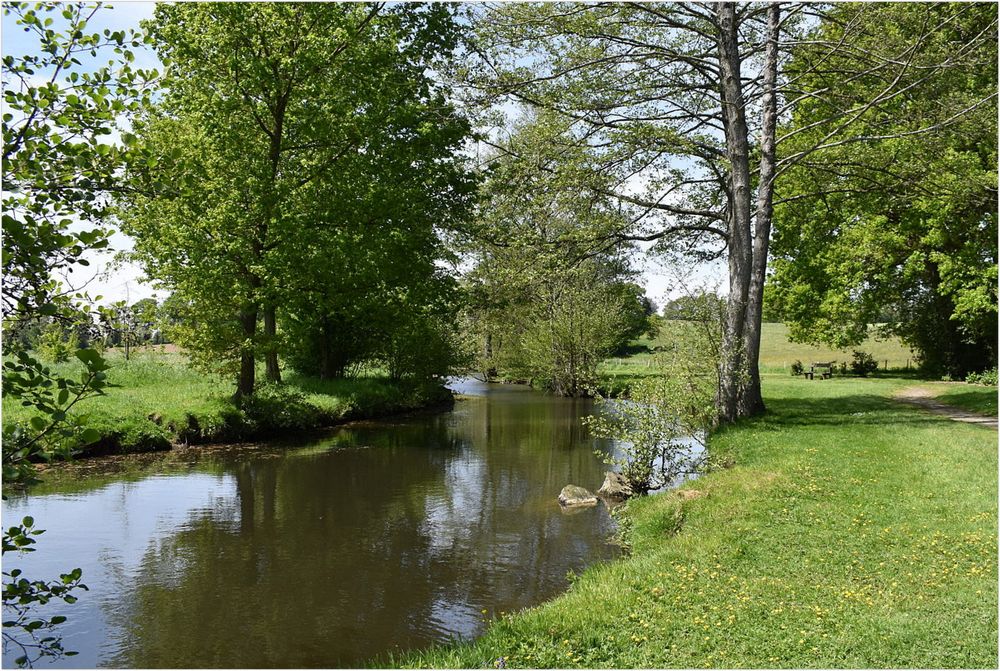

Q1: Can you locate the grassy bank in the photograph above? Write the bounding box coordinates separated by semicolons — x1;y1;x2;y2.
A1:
2;349;451;455
403;376;997;668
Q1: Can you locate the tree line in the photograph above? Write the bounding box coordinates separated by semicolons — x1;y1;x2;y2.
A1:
5;1;997;425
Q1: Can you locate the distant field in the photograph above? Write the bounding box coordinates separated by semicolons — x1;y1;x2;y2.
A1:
602;321;915;376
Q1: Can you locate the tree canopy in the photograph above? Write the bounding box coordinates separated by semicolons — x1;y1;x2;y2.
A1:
767;2;998;376
118;2;476;398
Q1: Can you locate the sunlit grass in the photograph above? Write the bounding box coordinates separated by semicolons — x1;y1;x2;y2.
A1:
601;322;916;377
401;376;997;668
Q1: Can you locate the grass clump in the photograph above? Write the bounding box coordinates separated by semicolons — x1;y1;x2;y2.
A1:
402;376;997;669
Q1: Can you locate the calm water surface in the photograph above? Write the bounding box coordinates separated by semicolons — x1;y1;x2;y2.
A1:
2;379;623;668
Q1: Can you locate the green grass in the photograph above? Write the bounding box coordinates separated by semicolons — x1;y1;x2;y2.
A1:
601;322;915;378
402;376;997;668
925;383;999;416
2;349;448;453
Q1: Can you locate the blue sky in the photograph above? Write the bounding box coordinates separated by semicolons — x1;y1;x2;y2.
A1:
4;2;722;308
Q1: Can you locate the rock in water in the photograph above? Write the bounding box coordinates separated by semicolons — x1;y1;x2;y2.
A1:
558;485;598;508
597;471;634;501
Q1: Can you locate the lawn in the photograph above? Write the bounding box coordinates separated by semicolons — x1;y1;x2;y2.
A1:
403;375;997;668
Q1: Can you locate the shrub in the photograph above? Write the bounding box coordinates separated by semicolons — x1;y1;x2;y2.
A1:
966;367;998;386
790;360;803;376
240;384;322;434
850;350;879;377
34;323;78;363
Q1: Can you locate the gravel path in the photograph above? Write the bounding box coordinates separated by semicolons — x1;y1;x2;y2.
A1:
894;386;998;430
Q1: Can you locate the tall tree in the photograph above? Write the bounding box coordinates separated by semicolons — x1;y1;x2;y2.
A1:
463;2;995;421
119;3;472;399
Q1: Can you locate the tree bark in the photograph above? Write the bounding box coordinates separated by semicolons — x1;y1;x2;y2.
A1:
739;3;781;418
234;306;258;402
263;304;281;383
716;2;754;424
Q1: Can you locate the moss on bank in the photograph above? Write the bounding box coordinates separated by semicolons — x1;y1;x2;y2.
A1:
2;350;453;457
400;376;997;668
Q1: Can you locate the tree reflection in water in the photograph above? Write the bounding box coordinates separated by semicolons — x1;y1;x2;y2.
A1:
10;384;620;668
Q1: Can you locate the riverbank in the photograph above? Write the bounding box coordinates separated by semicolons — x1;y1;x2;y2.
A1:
1;350;452;457
402;375;997;668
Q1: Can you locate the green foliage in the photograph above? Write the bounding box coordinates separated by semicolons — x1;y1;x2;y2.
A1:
2;0;151;477
461;112;652;396
33;321;78;363
2;2;154;325
238;384;321;435
790;360;804;376
1;4;155;661
850;351;879;378
586;294;719;494
2;348;109;486
966;367;998;387
2;518;87;667
118;3;474;397
768;3;998;378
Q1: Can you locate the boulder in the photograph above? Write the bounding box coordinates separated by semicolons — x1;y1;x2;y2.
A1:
597;471;634;501
558;484;598;508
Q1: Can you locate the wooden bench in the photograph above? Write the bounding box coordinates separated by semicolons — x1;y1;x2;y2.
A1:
805;361;835;380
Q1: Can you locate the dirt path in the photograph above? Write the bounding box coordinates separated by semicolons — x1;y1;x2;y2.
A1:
894;386;998;430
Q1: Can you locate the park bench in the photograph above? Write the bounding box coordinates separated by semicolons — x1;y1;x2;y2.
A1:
805;361;835;380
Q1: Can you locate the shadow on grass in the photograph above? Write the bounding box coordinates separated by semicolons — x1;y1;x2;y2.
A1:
612;343;654;357
928;389;998;416
756;394;956;429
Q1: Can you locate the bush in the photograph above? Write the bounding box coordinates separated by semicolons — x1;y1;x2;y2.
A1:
240;384;322;434
790;360;803;376
34;324;78;363
850;350;878;377
966;367;998;386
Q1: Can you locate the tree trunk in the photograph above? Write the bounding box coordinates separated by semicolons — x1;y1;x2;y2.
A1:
234;307;258;402
739;3;781;418
263;304;281;383
716;3;754;424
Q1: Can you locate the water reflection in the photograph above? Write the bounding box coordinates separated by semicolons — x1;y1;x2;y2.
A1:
2;381;620;668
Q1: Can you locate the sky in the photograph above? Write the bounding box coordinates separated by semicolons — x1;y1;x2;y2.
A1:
4;1;726;310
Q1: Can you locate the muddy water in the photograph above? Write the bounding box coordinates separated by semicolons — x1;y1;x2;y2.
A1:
2;379;621;668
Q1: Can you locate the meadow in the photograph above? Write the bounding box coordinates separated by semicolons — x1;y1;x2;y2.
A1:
601;321;916;377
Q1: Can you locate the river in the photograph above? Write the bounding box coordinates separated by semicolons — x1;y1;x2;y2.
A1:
2;379;624;668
